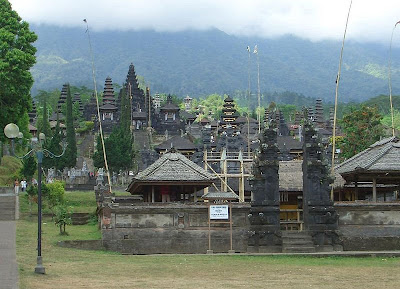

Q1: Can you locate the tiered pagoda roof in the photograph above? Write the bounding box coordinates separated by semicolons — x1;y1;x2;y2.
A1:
220;95;239;129
125;63;145;112
102;77;115;106
100;77;117;111
73;93;84;114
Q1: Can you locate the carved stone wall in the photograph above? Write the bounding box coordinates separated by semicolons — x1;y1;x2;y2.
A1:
248;117;282;252
302;112;341;251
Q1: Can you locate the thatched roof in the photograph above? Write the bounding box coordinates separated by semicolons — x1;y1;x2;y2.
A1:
335;137;400;181
202;191;239;200
127;151;217;193
155;135;196;152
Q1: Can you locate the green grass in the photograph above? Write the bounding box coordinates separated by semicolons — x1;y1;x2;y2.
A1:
19;190;98;215
0;155;22;186
16;214;400;289
16;190;400;288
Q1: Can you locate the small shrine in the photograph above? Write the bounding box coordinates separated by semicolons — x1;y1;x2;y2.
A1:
126;150;217;202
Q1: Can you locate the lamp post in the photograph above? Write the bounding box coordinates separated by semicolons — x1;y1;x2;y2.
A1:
4;123;65;274
4;123;19;156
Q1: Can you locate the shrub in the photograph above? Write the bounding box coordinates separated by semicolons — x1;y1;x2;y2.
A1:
54;204;73;235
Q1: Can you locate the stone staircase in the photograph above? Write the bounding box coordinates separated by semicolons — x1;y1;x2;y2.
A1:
282;231;316;253
71;213;90;225
133;130;150;148
0;188;17;221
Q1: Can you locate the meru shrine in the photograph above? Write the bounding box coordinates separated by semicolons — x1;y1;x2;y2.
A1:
30;63;400;254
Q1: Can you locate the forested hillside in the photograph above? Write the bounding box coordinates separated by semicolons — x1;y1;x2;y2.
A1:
30;24;400;103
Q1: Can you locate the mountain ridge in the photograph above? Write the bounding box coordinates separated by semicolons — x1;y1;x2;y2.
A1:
30;24;400;102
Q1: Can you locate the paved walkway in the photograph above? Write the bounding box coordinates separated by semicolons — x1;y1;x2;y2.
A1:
0;221;18;289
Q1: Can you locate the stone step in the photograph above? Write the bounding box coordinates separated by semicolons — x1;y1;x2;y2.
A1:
282;239;314;245
0;195;16;220
281;231;316;253
71;213;90;225
282;232;312;240
282;246;316;253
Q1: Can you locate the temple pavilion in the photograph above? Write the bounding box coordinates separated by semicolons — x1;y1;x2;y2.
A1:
126;150;217;202
334;136;400;202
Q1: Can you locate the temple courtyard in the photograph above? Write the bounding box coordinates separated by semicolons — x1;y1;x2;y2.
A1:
16;213;400;289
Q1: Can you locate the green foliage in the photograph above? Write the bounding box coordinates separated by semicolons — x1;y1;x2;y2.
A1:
63;84;77;168
76;121;94;134
277;104;297;122
45;180;65;212
119;87;131;131
93;125;134;173
363;94;400;116
339;105;385;159
35;89;59;113
381;109;400;132
19;154;36;181
37;99;51;136
0;155;22;186
42;118;64;171
0;0;37;141
70;85;94;105
53;203;73;235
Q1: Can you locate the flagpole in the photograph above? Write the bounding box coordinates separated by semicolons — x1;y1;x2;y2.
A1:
247;46;251;155
247;46;251;110
331;0;352;200
83;19;113;193
254;45;261;133
388;21;400;137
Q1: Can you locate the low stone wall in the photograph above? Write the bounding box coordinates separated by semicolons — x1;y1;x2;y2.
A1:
101;203;251;254
335;202;400;251
98;201;400;254
57;240;104;250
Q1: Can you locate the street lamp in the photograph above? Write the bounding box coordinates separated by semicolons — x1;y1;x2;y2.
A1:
4;123;19;156
4;123;66;274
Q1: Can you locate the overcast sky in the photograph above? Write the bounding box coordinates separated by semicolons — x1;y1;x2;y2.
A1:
8;0;400;44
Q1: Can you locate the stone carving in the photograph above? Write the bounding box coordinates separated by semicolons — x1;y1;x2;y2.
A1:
248;114;282;252
302;109;341;250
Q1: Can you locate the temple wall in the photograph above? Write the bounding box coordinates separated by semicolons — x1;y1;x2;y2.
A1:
101;203;250;254
335;203;400;251
99;202;400;254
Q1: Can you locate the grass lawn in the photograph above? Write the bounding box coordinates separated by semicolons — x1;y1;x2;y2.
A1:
16;191;400;289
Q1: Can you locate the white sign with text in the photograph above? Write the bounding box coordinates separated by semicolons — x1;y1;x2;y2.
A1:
210;205;229;220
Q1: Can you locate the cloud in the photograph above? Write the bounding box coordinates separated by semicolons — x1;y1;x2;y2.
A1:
8;0;400;43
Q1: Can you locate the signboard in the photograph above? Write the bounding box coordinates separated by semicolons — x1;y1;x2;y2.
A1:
210;205;229;220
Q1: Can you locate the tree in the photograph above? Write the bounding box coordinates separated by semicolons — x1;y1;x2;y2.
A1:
62;84;77;168
54;204;73;235
339;105;385;159
93;126;134;174
37;99;51;136
0;0;37;141
20;154;36;181
42;118;64;171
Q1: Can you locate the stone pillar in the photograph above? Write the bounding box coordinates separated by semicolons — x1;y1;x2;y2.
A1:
302;111;341;251
248;116;281;253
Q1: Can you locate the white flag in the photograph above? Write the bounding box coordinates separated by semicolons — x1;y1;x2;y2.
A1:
253;45;258;54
